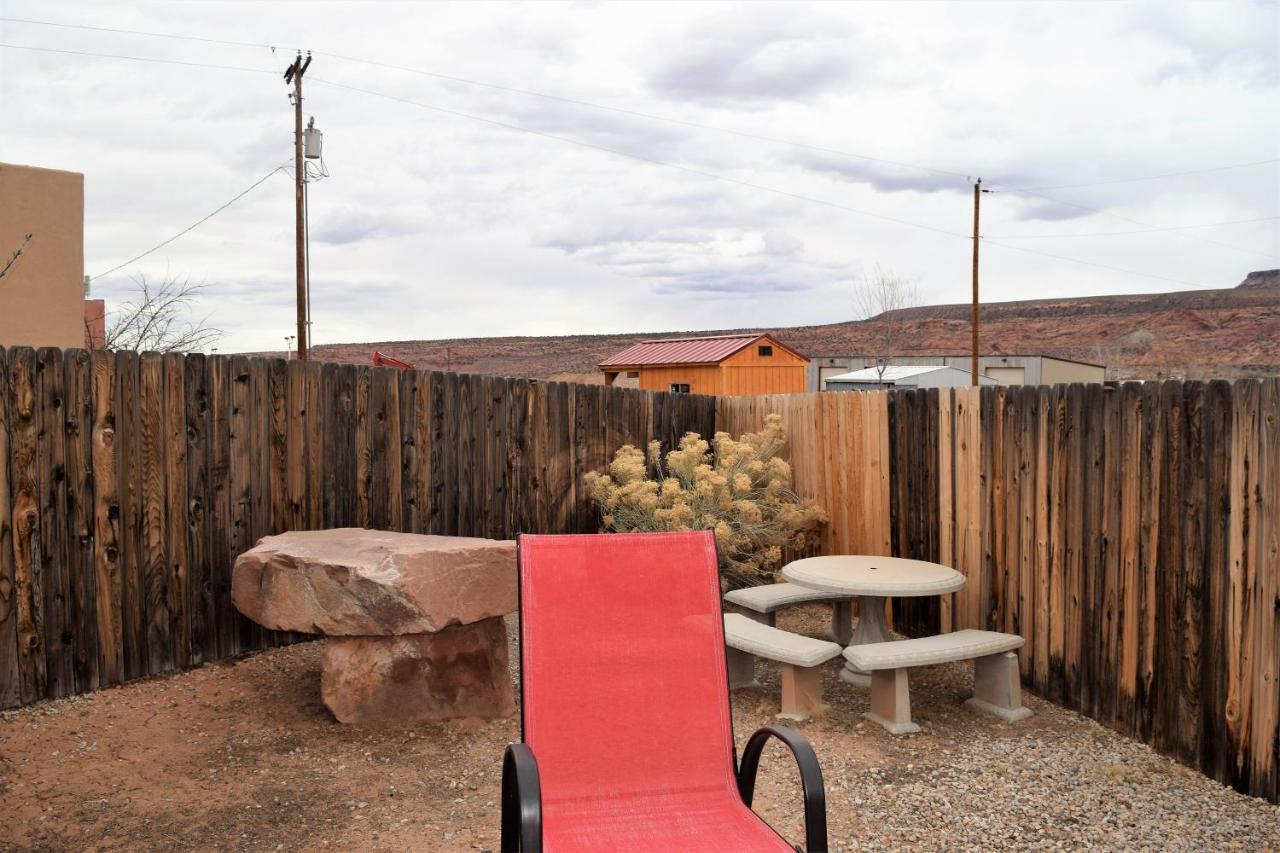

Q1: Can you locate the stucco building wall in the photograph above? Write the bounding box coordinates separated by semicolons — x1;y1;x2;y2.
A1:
0;163;86;349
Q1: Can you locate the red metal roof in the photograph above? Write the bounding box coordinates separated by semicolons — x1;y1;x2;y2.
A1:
600;333;778;368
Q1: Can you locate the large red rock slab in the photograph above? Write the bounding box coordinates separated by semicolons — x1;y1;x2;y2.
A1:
319;618;515;724
232;529;515;635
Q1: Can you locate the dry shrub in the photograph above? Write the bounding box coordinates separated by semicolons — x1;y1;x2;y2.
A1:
583;414;827;589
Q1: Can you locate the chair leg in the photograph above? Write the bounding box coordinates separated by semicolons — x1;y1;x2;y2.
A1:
864;668;920;734
825;601;853;645
777;663;825;722
727;646;760;690
965;652;1033;722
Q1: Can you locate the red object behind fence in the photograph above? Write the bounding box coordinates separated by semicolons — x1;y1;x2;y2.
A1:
371;351;412;370
505;531;826;852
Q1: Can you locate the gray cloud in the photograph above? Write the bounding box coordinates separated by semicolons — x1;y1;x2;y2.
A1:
652;270;815;296
763;229;804;256
790;151;969;194
1011;197;1094;223
1129;0;1279;87
311;206;421;245
647;10;858;103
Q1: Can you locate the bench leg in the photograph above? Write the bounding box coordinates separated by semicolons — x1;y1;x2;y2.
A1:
777;663;825;722
863;668;920;734
728;605;776;628
726;646;761;690
825;601;853;645
965;652;1033;722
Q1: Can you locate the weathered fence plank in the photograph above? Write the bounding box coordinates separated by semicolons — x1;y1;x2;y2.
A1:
184;354;212;666
63;349;98;693
0;348;17;708
8;348;43;703
37;347;73;698
114;351;144;681
1248;378;1279;801
206;356;234;659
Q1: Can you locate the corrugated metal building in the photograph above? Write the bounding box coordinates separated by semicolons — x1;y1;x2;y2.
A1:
824;365;996;391
600;333;809;396
809;354;1106;391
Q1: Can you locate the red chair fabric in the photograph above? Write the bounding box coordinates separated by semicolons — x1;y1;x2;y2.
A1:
518;531;792;852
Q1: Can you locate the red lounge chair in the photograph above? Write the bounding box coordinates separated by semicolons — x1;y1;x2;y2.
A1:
503;531;828;852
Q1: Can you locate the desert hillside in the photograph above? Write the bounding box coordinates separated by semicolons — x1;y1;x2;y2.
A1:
307;270;1280;382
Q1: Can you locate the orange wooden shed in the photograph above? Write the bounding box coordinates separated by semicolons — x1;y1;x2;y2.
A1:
600;333;809;396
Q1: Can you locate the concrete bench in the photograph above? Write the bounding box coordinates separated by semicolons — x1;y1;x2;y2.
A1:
724;582;855;644
723;613;843;722
842;630;1032;734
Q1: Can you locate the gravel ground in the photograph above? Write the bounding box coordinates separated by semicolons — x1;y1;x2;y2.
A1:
2;606;1277;851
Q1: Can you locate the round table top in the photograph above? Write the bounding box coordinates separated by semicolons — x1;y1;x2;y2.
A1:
782;555;965;597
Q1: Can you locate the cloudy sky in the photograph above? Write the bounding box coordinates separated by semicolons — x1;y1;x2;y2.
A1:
2;1;1277;353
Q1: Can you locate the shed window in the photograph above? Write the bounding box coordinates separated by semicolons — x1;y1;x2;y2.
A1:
626;371;639;378
757;345;773;357
669;383;690;393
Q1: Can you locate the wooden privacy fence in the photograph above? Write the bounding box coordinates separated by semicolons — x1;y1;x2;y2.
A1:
0;347;714;710
2;346;1276;803
726;382;1279;803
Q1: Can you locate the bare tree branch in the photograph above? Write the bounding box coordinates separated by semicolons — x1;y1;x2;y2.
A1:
105;273;224;353
850;265;923;385
0;233;32;281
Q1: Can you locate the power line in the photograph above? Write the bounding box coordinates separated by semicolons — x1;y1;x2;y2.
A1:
311;78;1210;289
308;76;971;241
981;239;1211;288
0;37;1226;288
7;16;1273;204
991;185;1280;261
0;15;970;181
985;215;1280;239
1001;159;1280;191
91;165;290;280
315;51;972;181
0;41;276;74
0;15;284;51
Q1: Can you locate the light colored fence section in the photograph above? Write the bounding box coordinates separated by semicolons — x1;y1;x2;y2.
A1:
893;380;1279;804
724;381;1278;803
716;391;892;558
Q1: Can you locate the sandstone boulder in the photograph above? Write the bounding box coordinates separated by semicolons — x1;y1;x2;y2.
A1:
232;529;516;635
320;617;515;724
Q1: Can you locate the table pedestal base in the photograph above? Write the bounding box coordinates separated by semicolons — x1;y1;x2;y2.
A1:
824;601;854;645
840;595;891;687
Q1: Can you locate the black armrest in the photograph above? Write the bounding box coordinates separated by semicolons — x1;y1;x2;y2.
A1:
737;725;827;853
501;743;542;853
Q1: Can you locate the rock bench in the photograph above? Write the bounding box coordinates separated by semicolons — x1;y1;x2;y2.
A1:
724;582;855;644
842;629;1032;734
232;529;517;725
723;613;843;722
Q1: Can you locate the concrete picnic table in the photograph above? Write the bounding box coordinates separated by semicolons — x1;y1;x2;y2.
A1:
782;555;966;686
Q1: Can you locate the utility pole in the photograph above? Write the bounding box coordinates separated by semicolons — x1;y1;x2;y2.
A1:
970;178;990;386
285;51;312;360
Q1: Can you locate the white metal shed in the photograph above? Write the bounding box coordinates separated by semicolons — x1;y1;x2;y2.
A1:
823;365;996;391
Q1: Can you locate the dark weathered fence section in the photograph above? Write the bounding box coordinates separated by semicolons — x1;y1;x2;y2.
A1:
0;347;714;710
889;381;1279;804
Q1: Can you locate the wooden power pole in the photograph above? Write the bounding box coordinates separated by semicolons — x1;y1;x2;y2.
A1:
285;52;312;360
971;177;982;385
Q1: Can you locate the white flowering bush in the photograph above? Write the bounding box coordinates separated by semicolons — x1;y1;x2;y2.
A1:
583;414;827;589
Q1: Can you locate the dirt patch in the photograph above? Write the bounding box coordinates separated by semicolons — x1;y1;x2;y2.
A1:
2;607;1277;851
